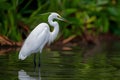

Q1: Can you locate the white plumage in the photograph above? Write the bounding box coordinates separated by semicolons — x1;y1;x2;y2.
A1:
19;12;64;60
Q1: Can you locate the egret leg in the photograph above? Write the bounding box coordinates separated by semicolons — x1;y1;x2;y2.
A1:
34;53;37;68
33;61;37;78
38;53;41;67
38;67;41;80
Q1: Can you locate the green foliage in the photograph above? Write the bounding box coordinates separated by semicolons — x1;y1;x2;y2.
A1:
0;0;120;41
61;0;120;37
0;0;21;41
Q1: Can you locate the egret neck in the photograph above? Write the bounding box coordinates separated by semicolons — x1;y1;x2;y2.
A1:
48;15;59;43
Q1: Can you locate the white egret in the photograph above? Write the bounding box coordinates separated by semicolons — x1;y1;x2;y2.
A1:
19;12;64;60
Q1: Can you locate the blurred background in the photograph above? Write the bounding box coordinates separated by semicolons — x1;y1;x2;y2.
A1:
1;1;120;80
0;0;120;47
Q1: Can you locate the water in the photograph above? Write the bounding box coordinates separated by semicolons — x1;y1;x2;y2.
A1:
0;41;120;80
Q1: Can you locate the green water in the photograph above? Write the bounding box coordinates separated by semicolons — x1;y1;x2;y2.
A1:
0;41;120;80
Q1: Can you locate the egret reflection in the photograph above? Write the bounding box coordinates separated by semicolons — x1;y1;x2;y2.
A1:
18;68;41;80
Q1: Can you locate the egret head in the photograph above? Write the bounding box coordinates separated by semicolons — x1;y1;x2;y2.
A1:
49;12;64;21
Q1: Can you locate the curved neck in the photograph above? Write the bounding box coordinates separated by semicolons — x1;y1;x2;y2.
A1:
48;16;59;43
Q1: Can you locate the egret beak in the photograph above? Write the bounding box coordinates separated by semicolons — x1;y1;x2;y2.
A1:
57;15;70;23
59;17;65;21
57;15;64;21
60;18;69;23
58;17;68;22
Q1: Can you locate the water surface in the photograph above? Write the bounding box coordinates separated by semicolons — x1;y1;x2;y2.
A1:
0;41;120;80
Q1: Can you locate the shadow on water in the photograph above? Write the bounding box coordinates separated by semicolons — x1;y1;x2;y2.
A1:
0;41;120;80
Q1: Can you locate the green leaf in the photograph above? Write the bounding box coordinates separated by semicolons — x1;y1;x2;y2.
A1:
101;17;109;33
87;16;96;23
97;0;109;5
107;7;118;16
65;8;77;15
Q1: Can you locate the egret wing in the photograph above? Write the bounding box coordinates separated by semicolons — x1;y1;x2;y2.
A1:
19;23;50;60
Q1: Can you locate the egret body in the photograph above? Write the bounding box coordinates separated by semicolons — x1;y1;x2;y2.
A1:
19;12;64;60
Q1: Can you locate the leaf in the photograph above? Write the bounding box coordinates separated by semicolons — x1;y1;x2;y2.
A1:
101;17;109;33
107;7;118;16
0;2;11;10
65;8;77;15
87;16;96;23
97;0;109;5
